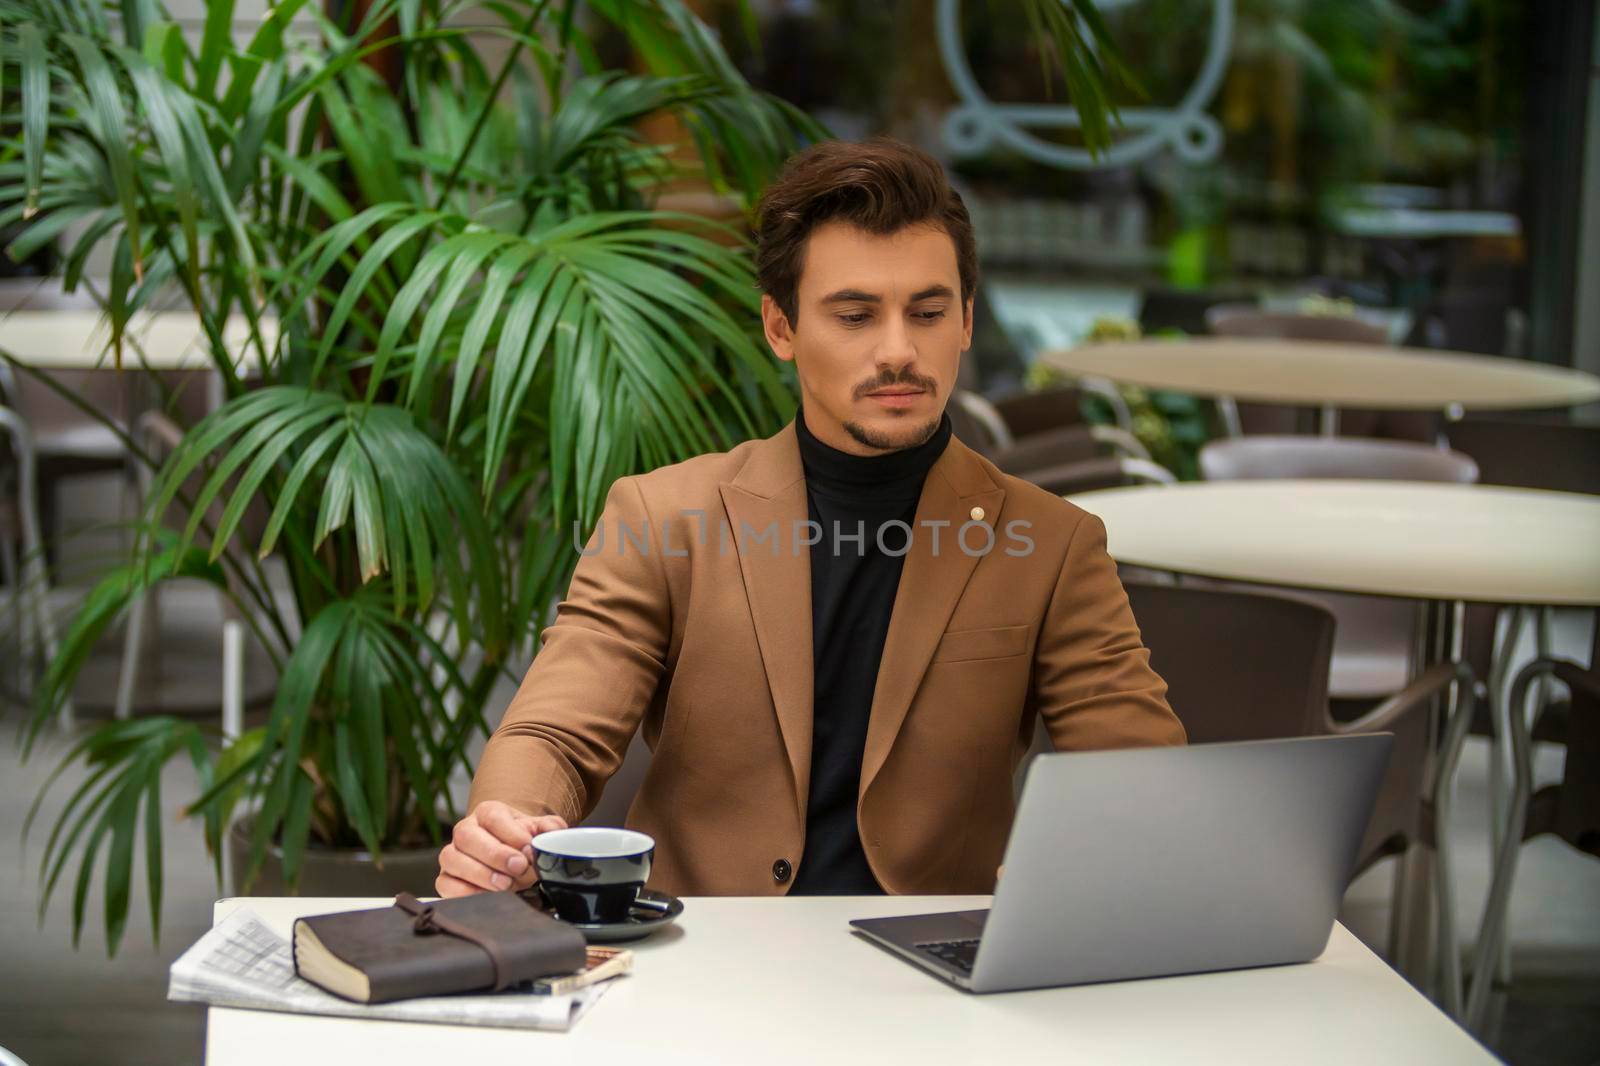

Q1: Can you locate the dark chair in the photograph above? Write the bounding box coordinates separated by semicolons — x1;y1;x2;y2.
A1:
1445;419;1600;496
1205;306;1437;442
1125;580;1474;1009
0;404;67;726
984;385;1090;439
0;283;147;573
1198;435;1478;702
963;387;1146;462
984;382;1134;440
114;411;277;721
948;391;1175;494
1465;617;1600;1028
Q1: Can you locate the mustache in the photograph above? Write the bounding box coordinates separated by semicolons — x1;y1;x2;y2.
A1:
853;369;938;400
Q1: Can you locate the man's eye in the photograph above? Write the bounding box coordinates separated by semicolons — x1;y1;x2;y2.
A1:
838;313;870;326
915;310;947;321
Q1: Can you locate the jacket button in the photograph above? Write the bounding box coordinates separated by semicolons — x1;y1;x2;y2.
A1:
772;858;792;883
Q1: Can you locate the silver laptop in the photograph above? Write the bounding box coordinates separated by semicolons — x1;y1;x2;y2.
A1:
850;733;1392;993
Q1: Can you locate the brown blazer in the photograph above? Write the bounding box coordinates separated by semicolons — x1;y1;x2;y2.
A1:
469;419;1185;896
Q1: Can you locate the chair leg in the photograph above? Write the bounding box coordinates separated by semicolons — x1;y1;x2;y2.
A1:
115;593;148;720
1428;669;1476;1018
1;409;70;728
38;473;59;586
1391;841;1435;982
1466;770;1529;1028
21;550;68;731
1534;608;1553;703
222;619;243;742
1215;396;1243;438
1465;660;1548;1029
1387;847;1414;969
1486;607;1555;988
1486;606;1529;985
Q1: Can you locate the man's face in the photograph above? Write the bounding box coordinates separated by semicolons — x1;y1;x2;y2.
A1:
762;220;973;455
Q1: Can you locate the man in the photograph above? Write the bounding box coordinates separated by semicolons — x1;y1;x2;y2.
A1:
437;138;1185;900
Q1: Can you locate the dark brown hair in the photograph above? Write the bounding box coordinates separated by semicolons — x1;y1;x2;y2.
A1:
755;137;978;326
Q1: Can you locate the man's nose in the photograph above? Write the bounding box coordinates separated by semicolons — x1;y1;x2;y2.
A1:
876;313;918;370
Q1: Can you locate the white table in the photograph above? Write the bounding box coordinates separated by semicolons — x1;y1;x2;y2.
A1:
1068;481;1600;607
1;309;274;415
204;895;1493;1065
1040;338;1600;415
0;308;272;372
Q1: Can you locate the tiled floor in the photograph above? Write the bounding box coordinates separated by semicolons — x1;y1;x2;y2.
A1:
0;481;1596;1064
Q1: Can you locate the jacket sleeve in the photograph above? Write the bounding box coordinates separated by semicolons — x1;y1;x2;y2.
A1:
468;475;672;823
1032;512;1187;750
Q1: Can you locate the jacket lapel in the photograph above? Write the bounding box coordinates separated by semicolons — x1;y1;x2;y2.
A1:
718;421;814;823
860;437;1006;800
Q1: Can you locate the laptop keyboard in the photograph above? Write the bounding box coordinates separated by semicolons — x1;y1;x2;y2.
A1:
917;937;981;973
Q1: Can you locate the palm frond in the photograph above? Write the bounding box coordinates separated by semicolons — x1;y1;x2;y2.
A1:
0;0;944;952
147;387;506;651
24;716;213;954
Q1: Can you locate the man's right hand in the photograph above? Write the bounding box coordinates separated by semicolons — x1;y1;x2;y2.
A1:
435;801;569;897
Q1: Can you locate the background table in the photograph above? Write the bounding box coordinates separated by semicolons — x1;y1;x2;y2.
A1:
1068;480;1600;606
1036;340;1600;438
0;309;272;371
1;309;273;410
203;895;1492;1065
1040;338;1600;415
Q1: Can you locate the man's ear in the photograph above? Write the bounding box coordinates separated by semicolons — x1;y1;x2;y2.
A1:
761;294;797;364
961;295;975;351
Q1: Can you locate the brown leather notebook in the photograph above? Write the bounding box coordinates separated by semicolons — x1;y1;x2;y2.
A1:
292;892;588;1004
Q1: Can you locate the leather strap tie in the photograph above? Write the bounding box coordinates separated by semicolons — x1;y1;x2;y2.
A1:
393;892;513;992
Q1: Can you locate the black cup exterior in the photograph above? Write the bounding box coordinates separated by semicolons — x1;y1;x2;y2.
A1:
534;847;653;924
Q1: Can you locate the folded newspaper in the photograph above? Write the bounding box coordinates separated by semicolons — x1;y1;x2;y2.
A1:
169;908;613;1031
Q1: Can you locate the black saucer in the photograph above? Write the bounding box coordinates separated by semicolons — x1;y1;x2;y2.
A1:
524;888;685;942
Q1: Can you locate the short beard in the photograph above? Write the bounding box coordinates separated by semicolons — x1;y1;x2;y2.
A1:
841;414;943;453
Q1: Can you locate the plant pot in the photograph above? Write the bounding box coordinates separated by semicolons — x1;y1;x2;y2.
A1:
226;817;441;898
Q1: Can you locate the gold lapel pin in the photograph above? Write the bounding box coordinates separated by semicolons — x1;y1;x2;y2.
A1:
969;506;985;522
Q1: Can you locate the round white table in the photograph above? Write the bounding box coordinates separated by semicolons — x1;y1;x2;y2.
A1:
1;307;275;413
1041;338;1600;415
1068;479;1600;1018
1068;480;1600;607
0;307;272;373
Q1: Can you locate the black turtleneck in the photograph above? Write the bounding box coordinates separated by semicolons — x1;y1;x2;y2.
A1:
790;402;953;895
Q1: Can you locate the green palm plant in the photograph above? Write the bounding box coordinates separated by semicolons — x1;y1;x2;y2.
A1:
1;0;1127;954
1;0;817;953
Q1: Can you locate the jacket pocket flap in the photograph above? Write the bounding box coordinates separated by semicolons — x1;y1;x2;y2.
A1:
930;624;1030;664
